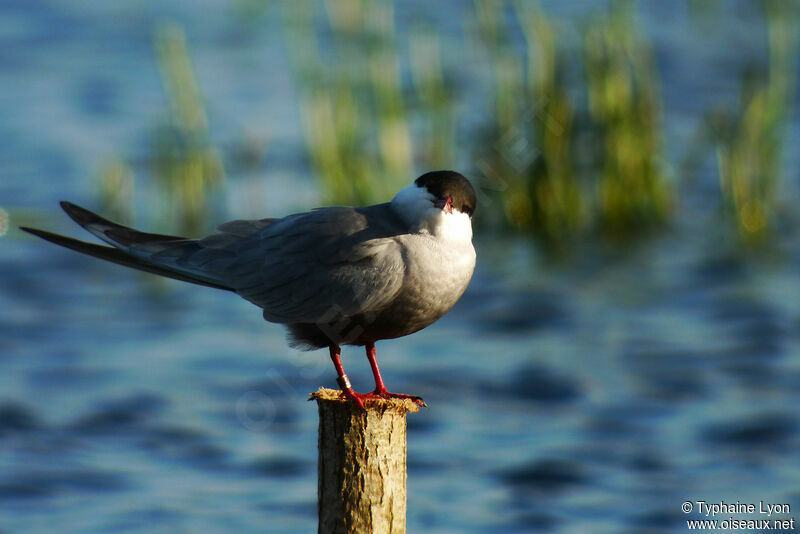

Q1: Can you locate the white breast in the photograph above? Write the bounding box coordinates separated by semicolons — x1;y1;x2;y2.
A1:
389;182;476;321
396;231;476;318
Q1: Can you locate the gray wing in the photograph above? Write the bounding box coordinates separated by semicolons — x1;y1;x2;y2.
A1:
22;201;407;324
216;204;408;324
20;202;261;291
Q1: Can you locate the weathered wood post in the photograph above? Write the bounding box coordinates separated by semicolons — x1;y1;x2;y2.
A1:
310;388;420;534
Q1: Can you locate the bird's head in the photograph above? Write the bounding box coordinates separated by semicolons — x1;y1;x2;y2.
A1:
391;170;476;242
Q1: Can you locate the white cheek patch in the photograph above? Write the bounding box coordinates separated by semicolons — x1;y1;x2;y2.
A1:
391;184;434;228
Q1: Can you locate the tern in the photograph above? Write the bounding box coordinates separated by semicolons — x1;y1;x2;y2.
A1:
21;170;477;410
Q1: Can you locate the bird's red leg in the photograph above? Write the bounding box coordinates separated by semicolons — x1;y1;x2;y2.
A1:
365;342;426;406
329;344;366;411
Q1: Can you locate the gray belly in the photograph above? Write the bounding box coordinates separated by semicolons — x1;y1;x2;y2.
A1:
286;237;475;349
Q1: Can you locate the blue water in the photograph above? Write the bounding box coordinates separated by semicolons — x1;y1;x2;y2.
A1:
3;1;800;533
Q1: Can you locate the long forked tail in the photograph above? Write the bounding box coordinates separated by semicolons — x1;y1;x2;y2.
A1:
20;202;234;291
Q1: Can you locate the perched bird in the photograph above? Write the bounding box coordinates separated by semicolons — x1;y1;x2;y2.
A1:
21;170;477;410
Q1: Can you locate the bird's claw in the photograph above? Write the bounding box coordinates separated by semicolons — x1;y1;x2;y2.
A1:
339;388;367;412
338;388;426;411
371;390;427;407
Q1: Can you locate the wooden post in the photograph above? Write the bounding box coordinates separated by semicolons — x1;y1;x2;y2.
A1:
310;388;420;534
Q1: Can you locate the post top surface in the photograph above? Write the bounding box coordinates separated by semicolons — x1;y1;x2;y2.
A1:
310;388;421;415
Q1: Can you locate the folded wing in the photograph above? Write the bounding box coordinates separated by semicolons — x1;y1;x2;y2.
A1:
225;205;406;324
22;202;407;325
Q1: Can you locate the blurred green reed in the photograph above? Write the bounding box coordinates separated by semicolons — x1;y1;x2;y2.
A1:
0;207;8;237
409;25;456;170
99;23;224;235
152;24;225;234
521;9;584;244
584;1;672;238
474;0;523;135
284;0;455;206
710;0;797;244
475;0;585;250
91;1;796;253
96;158;135;225
475;0;671;249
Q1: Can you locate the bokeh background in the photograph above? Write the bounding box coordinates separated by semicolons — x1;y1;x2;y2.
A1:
2;1;800;532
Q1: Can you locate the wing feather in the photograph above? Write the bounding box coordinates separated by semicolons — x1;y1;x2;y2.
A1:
26;201;409;326
226;205;407;324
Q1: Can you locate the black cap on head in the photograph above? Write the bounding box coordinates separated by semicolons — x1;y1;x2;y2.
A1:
415;170;477;216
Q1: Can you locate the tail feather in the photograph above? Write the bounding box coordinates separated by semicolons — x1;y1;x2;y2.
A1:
59;201;186;248
20;203;235;292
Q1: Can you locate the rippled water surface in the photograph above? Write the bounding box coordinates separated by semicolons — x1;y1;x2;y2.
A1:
3;2;800;533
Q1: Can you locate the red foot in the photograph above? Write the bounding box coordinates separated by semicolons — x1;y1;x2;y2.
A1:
339;388;367;412
330;343;426;411
369;387;426;407
339;388;426;410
